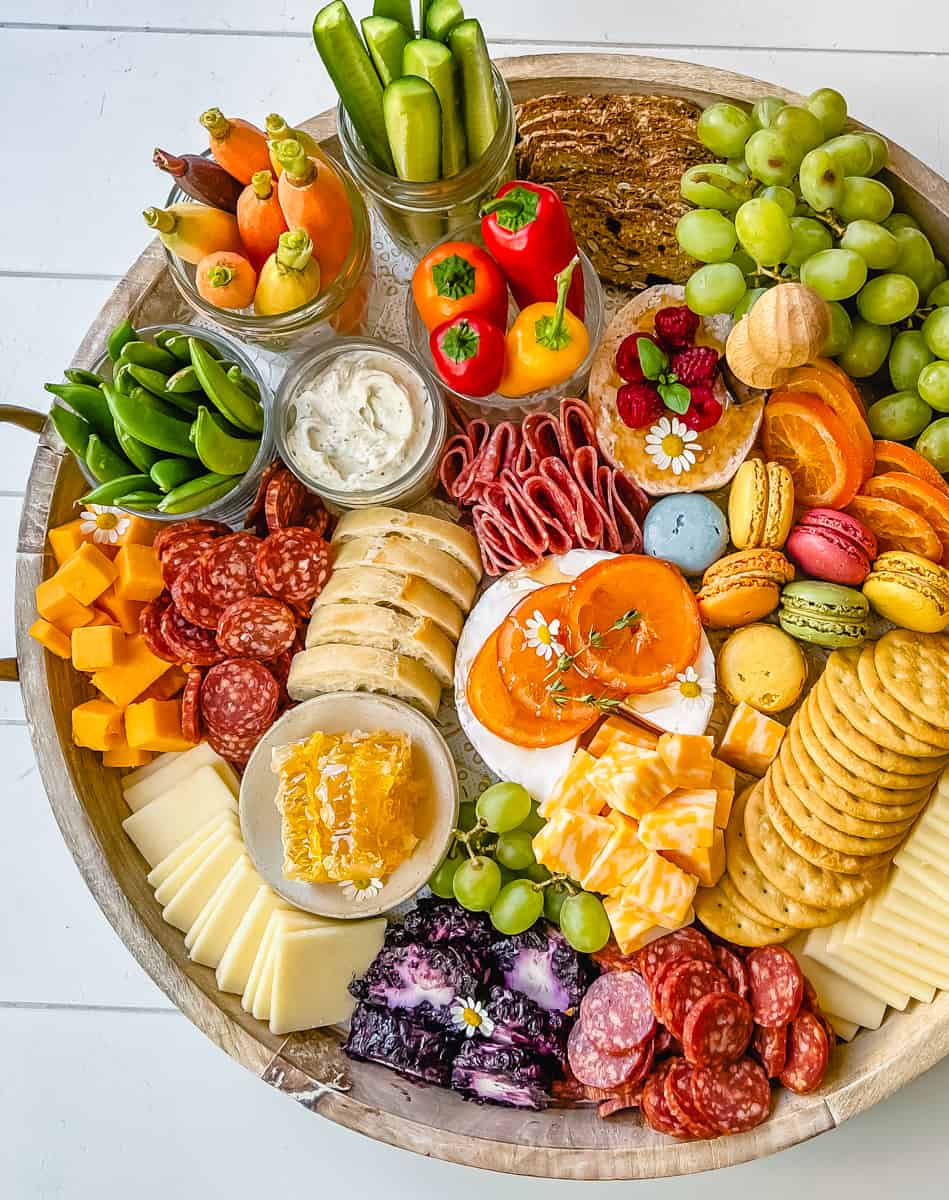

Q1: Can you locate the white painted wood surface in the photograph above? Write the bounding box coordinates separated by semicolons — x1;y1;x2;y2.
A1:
2;3;948;1195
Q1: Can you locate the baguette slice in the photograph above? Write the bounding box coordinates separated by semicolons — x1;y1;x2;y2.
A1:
313;566;463;641
333;535;477;613
287;643;442;718
306;602;455;685
332;507;483;582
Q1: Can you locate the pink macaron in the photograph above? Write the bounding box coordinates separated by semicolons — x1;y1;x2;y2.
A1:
785;508;877;586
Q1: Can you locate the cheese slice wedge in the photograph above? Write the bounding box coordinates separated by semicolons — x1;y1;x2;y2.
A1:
803;926;911;1009
146;812;238;890
825;1012;859;1041
829;911;937;1002
123;749;183;789
244;910;321;1019
188;858;264;969
122;742;239;812
887;875;949;935
216;887;283;996
161;837;245;934
892;849;949;904
122;765;238;867
153;828;240;907
793;953;886;1030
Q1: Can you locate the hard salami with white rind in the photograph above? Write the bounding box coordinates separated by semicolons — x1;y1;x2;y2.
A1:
691;1057;771;1134
216;596;297;660
752;1022;789;1079
567;1022;653;1090
747;945;804;1028
200;531;261;608
580;971;656;1054
657;958;729;1041
682;992;753;1068
638;928;715;990
160;604;224;667
255;527;331;605
170;556;223;630
664;1057;717;1138
200;659;279;737
713;944;749;1000
641;1062;686;1136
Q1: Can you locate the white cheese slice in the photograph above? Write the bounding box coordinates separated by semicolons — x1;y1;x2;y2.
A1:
153;829;239;907
187;858;263;969
857;903;949;985
147;812;239;890
122;750;183;789
872;903;949;952
161;837;245;934
122;742;239;813
621;631;716;736
920;808;949;838
803;926;910;1009
269;919;387;1036
825;1012;859;1041
831;911;937;1002
243;910;320;1019
122;765;239;867
887;876;949;935
903;824;949;865
892;849;949;904
793;953;886;1030
216;886;283;996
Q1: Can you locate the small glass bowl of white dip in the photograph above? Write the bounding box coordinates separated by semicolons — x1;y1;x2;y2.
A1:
273;337;447;510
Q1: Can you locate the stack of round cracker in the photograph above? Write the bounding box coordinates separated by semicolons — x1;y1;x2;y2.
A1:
696;631;949;947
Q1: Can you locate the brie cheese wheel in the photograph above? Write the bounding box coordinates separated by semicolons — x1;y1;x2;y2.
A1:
622;631;716;736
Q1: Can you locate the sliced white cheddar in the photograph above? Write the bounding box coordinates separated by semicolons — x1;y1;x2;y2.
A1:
830;912;937;1002
803;926;911;1009
216;887;283;996
122;765;238;867
887;876;949;935
904;824;949;866
857;904;949;986
794;953;887;1030
825;1012;859;1041
243;910;317;1019
921;808;949;838
892;849;949;904
122;750;183;789
146;812;239;890
871;904;949;953
161;838;245;934
188;858;263;969
122;743;239;813
153;826;239;906
269;919;387;1036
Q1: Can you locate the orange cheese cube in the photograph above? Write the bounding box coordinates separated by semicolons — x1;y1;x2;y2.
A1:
97;583;145;635
718;702;786;777
113;515;156;547
88;610;119;628
532;808;614;883
47;519;87;566
124;698;195;752
657;733;715;788
662;828;726;888
588;745;674;819
624;851;697;926
92;635;170;707
638;789;718;853
29;618;72;659
140;665;188;701
35;577;94;631
538;749;604;818
103;742;154;769
71;624;126;671
115;543;163;602
588;715;658;757
72;698;125;751
603;894;659;956
712;759;736;827
582;811;649;895
55;542;118;606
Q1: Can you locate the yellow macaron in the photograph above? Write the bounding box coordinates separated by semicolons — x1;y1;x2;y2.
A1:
763;462;795;548
863;550;949;633
728;459;794;550
717;623;808;713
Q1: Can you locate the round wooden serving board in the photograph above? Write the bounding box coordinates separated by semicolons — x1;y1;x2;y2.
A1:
13;53;949;1179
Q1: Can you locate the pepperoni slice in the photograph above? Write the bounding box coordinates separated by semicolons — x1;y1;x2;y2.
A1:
691;1058;771;1134
566;1022;653;1090
216;596;297;660
638;929;715;991
264;469;307;531
657;959;730;1042
713;944;749;1000
181;669;203;744
160;604;224;667
591;939;641;974
746;946;804;1028
641;1063;688;1136
153;519;229;558
200;531;261;609
779;1011;830;1095
682;992;753;1068
255;527;331;605
170;556;223;630
752;1023;789;1079
200;659;279;737
206;725;262;768
664;1057;718;1138
139;593;177;663
243;459;285;532
597;1085;645;1119
160;533;219;590
654;1027;682;1060
579;971;656;1054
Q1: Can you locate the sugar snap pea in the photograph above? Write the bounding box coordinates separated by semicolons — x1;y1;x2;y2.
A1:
115;421;163;473
226;365;261;402
64;367;104;388
127;363;172;399
160;331;221;364
107;317;139;362
150;457;202;492
157;472;239;514
44;382;117;446
118;340;178;373
114;490;163;510
125;385;180;421
161;389;200;417
193;406;261;474
80;474;152;504
114;362;136;396
189;338;263;433
50;405;91;458
86;433;136;483
103;383;197;458
165;365;202;393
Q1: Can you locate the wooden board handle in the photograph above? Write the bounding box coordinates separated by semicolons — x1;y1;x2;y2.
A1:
0;405;45;434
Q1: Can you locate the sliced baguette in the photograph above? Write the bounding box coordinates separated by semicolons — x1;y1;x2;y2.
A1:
332;535;477;613
332;507;483;582
313;566;463;641
306;603;455;686
287;643;442;718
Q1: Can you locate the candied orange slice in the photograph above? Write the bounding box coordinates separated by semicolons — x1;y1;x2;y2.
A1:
845;495;943;562
872;440;949;499
762;392;863;508
778;360;873;482
862;472;949;566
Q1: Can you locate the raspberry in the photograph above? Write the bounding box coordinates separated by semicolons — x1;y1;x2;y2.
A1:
671;345;719;384
615;331;665;384
680;384;723;432
617;382;664;429
654;305;700;348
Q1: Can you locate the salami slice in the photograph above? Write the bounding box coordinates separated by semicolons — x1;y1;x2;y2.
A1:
658;959;730;1042
597;1084;645;1119
691;1058;771;1135
181;669;203;744
591;940;640;974
200;531;261;609
779;1012;830;1095
580;972;656;1054
160;604;224;667
160;534;218;590
255;528;331;604
654;1027;682;1059
170;556;223;630
300;504;330;538
243;459;284;532
713;945;750;1000
638;929;715;990
746;946;804;1028
154;519;229;558
641;1063;687;1136
664;1057;718;1138
566;1022;652;1090
752;1023;789;1079
217;596;297;660
139;593;177;663
206;725;261;768
264;469;307;531
200;659;279;736
682;992;753;1068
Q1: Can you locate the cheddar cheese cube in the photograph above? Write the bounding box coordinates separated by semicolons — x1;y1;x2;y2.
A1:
103;742;154;769
712;759;736;828
113;515;156;547
582;810;649;896
55;542;118;606
588;715;658;757
92;635;170;707
532;808;614;883
623;851;697;926
588;745;674;819
538;749;604;818
657;733;715;788
638;788;717;853
47;519;87;566
140;665;188;702
29;618;72;659
88;610;119;628
662;828;726;888
97;583;145;635
115;543;163;602
35;577;95;632
71;624;126;671
603;894;658;956
718;702;786;777
72;698;125;751
125;698;195;752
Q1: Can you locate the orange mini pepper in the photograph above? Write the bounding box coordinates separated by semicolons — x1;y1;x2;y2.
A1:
497;257;589;398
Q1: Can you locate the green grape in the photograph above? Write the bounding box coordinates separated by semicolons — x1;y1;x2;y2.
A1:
839;219;899;270
726;156;753;177
685;263;747;316
697;102;755;158
929;281;949;307
786;216;833;267
543;880;571;925
429;852;462;899
520;801;546;837
524;862;551;884
735;196;793;265
807;87;848;138
821;133;873;176
453;855;502;912
498;864;518;887
892;227;936;289
495;829;537;871
883;212;920;234
922;307;949;359
800;248;867;301
773;105;824;154
919;361;949;413
675;209;738;263
836;177;894;224
823;301;853;356
457;800;478;832
838;316;892;378
559;892;611;954
680;162;752;211
490;879;544;935
861;131;889;175
798;148;844;213
744;129;800;186
476;781;531;833
729;248;757;275
733;285;769;319
867;391;933;440
856;273;919;325
922;260;948;299
758;185;796;216
889;330;936;391
751;95;786;129
916;418;949;474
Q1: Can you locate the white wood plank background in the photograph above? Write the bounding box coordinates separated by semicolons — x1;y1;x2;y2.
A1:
2;4;948;1196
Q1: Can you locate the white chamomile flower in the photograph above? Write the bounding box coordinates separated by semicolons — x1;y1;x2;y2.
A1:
672;665;715;711
633;664;715;721
644;416;702;476
450;996;494;1039
79;505;131;545
339;877;383;902
524;610;564;661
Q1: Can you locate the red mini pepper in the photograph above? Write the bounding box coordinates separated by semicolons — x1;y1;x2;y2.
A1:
480;181;585;319
430;314;506;398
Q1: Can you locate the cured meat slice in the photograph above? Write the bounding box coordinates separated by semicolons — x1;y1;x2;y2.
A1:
139;593;177;663
579;971;656;1054
657;959;730;1041
713;945;749;1000
597;1085;644;1119
243;458;284;532
474;421;522;488
472;499;544;575
597;464;648;544
160;604;224;667
566;1022;652;1090
154;519;229;558
691;1058;771;1135
664;1057;717;1138
170;557;223;631
160;534;219;590
779;1012;830;1095
264;469;307;531
746;946;804;1028
682;992;753;1068
560;397;598;456
255;528;331;605
518;410;565;474
200;531;261;608
638;929;715;990
200;659;279;737
591;940;640;974
181;669;202;744
641;1063;687;1136
217;596;297;660
439;420;491;502
535;456;605;547
654;1027;682;1059
206;724;261;768
752;1023;789;1079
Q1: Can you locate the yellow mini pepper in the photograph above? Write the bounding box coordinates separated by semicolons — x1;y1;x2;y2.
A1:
498;257;589;398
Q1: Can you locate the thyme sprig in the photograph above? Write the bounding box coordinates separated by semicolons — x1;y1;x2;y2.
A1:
543;608;640;711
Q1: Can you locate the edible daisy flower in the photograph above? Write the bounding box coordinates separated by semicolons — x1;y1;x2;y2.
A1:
339;877;383;902
79;505;131;545
644;415;702;476
524;611;564;661
450;996;494;1039
634;664;715;721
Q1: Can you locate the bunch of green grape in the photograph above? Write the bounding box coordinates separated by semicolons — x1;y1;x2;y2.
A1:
428;781;611;953
676;88;949;471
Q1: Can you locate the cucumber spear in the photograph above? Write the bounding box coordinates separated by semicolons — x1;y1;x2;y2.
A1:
403;38;467;177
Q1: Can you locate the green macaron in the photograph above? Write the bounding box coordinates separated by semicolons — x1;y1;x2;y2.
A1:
778;580;870;648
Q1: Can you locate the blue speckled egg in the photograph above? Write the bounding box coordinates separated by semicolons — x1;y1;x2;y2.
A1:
643;493;729;576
